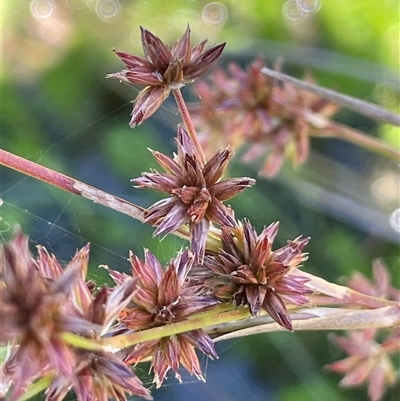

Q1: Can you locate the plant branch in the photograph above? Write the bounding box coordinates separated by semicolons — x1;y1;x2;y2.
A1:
299;111;400;162
323;120;400;161
101;303;249;350
92;302;399;352
16;375;54;401
262;66;400;126
0;148;145;221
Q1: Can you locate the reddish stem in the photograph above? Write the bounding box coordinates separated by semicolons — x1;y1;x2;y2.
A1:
0;148;145;221
172;88;206;165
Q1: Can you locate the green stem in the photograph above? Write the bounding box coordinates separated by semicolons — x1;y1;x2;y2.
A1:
172;88;206;165
101;303;250;350
16;374;54;401
60;332;104;351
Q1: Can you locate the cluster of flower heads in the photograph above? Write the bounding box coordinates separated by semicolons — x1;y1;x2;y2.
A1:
0;232;151;401
326;260;400;401
190;220;311;331
0;221;312;400
190;59;339;177
2;25;399;401
106;248;218;388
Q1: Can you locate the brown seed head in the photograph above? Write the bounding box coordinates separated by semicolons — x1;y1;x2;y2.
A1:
191;59;339;176
0;233;150;401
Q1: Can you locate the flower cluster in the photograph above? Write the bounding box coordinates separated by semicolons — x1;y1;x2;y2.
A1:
189;220;311;330
108;26;225;127
190;60;339;176
0;232;151;401
4;24;398;401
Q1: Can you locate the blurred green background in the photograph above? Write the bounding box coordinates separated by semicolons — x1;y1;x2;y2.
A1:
1;0;399;400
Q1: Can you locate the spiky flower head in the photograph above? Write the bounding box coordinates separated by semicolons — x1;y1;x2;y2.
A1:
107;25;225;127
133;125;255;262
191;219;311;330
191;59;339;176
108;249;218;388
46;282;152;401
348;258;400;302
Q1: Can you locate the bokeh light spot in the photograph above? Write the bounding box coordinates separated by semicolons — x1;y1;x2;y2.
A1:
202;2;227;24
95;0;120;19
370;170;400;207
30;0;54;19
389;208;400;233
283;0;305;22
298;0;320;13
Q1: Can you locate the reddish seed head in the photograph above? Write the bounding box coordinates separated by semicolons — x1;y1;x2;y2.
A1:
132;125;255;262
107;26;226;127
190;219;311;330
0;233;151;401
109;248;218;387
190;59;339;176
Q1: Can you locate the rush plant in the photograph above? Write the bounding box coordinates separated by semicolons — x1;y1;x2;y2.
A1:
1;26;399;401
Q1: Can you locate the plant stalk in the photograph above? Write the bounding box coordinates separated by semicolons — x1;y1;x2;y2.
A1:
0;148;145;221
300;111;400;162
172;88;206;165
299;271;400;309
101;303;249;350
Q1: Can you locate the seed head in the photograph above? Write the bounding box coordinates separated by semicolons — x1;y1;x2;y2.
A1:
191;59;339;176
0;232;151;401
132;125;255;262
107;26;225;127
109;249;218;387
191;219;311;330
